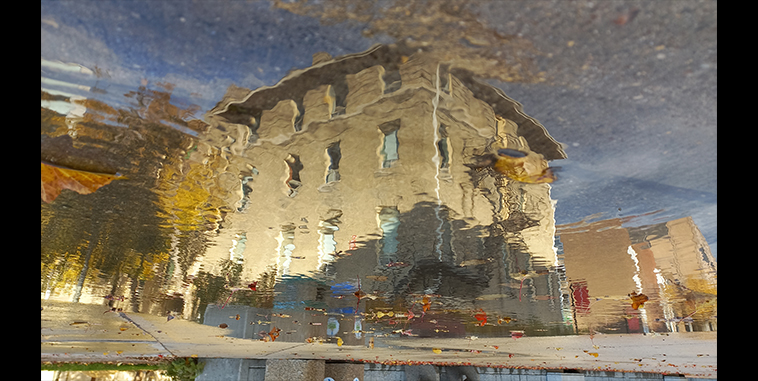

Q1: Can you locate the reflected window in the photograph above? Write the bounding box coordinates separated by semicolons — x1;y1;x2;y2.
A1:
437;124;450;169
293;111;304;132
439;64;450;94
570;281;590;314
229;232;246;264
277;225;296;278
381;131;399;168
379;119;401;168
284;154;303;197
437;138;450;169
325;141;341;183
331;80;348;117
237;175;254;212
383;70;402;94
317;219;339;274
377;206;400;266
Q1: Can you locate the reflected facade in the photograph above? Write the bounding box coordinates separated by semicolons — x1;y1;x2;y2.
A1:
559;216;717;335
195;44;570;337
41;45;716;349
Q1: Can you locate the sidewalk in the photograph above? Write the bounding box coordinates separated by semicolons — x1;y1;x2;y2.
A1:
41;301;717;379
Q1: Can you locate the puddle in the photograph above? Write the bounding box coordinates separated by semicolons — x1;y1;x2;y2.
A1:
41;1;716;377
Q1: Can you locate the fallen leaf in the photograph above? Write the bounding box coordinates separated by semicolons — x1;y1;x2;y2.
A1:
629;292;649;310
474;309;487;326
269;327;281;341
336;337;344;346
432;348;442;354
469;150;556;184
41;161;125;203
613;8;640;25
376;311;395;318
498;316;512;324
422;296;431;313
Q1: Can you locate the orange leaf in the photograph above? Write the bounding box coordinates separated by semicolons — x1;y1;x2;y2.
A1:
41;161;124;203
498;316;512;324
474;309;487;326
269;327;281;342
629;292;649;310
422;296;431;313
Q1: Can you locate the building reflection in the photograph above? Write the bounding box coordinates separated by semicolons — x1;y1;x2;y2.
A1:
559;216;717;334
41;44;716;344
192;43;570;338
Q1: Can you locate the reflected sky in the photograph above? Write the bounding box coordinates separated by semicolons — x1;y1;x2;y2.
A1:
41;0;380;112
41;0;716;367
41;1;716;257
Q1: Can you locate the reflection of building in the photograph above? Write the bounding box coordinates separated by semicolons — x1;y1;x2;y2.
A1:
193;43;568;335
202;43;564;272
558;216;717;334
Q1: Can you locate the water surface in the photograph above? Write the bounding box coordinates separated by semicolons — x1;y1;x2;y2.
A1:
41;0;716;368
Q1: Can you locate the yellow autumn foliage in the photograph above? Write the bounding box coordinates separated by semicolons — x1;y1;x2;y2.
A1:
155;152;228;232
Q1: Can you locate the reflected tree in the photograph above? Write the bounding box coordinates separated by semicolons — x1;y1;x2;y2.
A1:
41;82;222;309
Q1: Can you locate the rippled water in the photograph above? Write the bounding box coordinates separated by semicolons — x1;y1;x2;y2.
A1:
41;0;716;373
